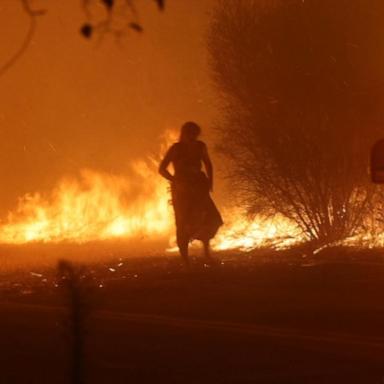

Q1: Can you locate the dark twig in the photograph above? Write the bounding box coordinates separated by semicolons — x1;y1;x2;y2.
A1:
0;0;165;75
0;0;46;77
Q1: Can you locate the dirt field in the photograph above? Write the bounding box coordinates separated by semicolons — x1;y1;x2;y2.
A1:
2;246;384;383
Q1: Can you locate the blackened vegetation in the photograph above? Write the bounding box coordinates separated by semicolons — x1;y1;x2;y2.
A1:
129;22;144;33
208;0;384;247
58;260;93;384
80;0;165;39
101;0;115;10
0;0;165;76
80;23;93;39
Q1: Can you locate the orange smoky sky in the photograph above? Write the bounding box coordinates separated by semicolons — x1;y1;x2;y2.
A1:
0;0;217;214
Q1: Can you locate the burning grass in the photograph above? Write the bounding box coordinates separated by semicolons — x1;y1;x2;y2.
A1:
0;130;304;251
0;131;383;255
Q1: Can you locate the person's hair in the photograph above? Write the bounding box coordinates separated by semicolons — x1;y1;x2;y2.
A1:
179;121;201;141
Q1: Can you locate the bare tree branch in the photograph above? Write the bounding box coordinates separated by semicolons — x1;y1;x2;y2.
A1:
0;0;46;77
0;0;165;76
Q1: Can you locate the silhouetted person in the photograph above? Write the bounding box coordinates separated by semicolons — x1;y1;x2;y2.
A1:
159;122;223;265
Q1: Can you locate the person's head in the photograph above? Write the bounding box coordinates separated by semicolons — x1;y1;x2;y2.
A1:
179;121;201;142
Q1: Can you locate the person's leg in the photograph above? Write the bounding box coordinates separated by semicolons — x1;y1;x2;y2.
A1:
173;189;190;267
177;228;190;266
203;240;211;259
203;239;212;260
203;239;220;265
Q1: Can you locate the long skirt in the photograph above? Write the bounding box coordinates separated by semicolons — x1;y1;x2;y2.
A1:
171;172;223;247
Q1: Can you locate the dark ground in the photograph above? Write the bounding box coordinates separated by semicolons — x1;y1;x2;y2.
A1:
2;246;384;383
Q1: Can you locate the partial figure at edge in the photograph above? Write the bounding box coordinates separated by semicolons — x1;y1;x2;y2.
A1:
159;122;223;265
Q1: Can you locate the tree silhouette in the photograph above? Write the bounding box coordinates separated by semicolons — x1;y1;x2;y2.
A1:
208;0;384;246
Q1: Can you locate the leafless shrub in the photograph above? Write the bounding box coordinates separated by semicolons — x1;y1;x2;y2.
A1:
208;0;384;246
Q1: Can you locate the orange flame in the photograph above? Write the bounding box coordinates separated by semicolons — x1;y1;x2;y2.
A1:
212;213;300;251
0;166;172;244
0;131;302;250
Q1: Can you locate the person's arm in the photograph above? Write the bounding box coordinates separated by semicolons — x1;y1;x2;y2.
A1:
202;144;213;191
159;146;175;182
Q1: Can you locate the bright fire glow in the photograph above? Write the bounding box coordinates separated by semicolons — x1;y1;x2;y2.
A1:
0;132;302;251
0;166;172;244
212;214;300;251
